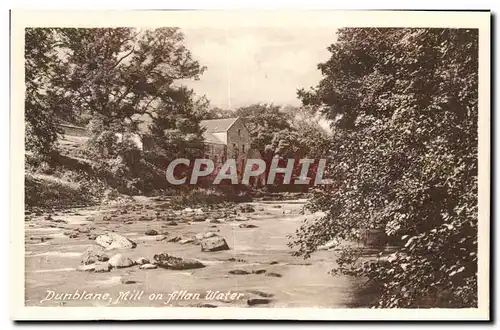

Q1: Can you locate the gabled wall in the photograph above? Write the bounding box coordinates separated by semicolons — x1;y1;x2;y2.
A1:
204;143;227;168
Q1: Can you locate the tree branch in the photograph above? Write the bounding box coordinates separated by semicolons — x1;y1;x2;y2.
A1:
110;46;135;70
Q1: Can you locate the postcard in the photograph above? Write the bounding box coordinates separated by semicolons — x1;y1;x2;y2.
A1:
10;10;490;321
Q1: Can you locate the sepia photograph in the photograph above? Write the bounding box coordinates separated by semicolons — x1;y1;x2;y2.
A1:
10;10;490;321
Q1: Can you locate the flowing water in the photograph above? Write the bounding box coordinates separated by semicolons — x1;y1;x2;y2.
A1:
25;198;372;308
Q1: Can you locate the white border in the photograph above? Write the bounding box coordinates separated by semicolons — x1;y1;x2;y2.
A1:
9;10;491;321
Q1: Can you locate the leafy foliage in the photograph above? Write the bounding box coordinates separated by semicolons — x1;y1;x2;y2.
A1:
198;105;236;119
234;103;330;186
25;28;69;158
235;103;293;154
25;28;207;195
291;28;478;307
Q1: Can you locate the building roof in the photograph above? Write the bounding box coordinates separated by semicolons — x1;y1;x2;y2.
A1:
199;117;239;133
203;132;226;144
199;117;239;145
130;115;240;145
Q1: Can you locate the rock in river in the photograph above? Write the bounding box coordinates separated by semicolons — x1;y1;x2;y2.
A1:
204;232;218;238
239;224;258;228
153;253;205;270
95;232;137;251
87;234;98;240
179;238;195;245
167;236;182;243
200;236;230;252
145;229;159;236
77;262;112;273
81;245;109;265
238;205;255;213
192;215;207;222
229;269;251;275
247;290;274;298
195;232;218;241
135;257;150;265
140;263;158;270
247;298;272;306
108;254;135;268
265;272;283;278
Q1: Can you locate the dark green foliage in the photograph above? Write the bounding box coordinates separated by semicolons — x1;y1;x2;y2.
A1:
25;28;69;158
291;28;478;307
235;103;293;155
234;103;330;187
25;27;207;197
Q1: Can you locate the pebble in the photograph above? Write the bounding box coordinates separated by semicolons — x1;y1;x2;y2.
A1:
229;269;251;275
140;264;158;270
265;272;282;278
247;298;272;306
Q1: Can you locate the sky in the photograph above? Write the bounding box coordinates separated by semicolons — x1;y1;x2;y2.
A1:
180;27;338;109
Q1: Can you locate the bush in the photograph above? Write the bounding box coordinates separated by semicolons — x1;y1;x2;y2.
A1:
25;173;105;210
291;28;478;308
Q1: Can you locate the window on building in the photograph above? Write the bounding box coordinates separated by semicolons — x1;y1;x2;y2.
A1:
238;129;241;136
242;144;245;153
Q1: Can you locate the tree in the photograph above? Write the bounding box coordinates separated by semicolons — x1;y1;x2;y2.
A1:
59;28;204;125
291;28;478;308
48;28;207;192
25;28;70;158
198;104;236;120
235;103;292;155
234;103;330;188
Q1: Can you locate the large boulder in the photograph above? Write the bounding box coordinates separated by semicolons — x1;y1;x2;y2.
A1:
81;245;109;265
153;253;205;270
200;236;230;252
95;232;137;251
108;253;135;268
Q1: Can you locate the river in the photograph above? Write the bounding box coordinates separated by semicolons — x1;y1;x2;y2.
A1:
25;198;373;308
